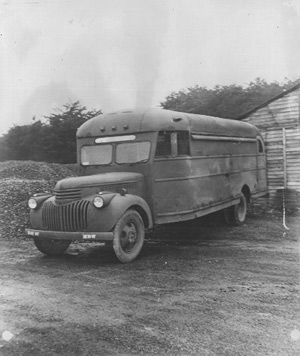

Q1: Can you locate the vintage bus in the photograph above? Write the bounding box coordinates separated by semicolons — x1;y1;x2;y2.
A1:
26;108;267;263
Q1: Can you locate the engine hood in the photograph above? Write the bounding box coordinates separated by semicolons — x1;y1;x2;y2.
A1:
55;172;144;190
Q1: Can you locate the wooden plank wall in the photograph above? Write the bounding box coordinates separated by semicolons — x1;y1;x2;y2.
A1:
263;128;284;191
252;127;300;210
286;126;300;191
243;89;300;129
242;87;300;210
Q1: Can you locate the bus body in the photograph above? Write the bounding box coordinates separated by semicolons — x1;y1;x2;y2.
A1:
26;108;267;262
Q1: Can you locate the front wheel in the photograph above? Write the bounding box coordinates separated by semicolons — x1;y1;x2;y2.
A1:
113;210;145;263
224;193;247;226
34;237;71;255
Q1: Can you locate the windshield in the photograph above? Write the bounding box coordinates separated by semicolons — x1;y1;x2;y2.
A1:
116;141;151;163
81;145;112;165
80;141;151;166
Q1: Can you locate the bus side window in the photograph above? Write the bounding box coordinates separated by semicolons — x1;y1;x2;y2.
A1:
177;131;190;155
257;137;264;153
155;132;172;157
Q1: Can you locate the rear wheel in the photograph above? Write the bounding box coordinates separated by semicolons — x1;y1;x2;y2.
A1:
224;192;247;226
113;210;145;263
34;237;71;255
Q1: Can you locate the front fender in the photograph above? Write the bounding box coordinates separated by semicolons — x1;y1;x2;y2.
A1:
88;194;153;232
29;196;53;229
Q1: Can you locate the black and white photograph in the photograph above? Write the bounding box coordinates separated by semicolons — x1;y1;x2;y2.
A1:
0;0;300;355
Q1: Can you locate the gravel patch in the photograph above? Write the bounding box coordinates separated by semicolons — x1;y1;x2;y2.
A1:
0;161;77;239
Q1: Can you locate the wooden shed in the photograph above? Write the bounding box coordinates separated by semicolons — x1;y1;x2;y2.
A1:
239;82;300;210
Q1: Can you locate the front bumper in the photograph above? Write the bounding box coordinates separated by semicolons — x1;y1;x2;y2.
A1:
25;229;114;242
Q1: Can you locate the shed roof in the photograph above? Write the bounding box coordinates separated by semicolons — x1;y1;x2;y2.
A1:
238;81;300;120
77;107;259;139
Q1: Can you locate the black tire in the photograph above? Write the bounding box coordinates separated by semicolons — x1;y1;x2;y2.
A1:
34;237;71;255
224;193;247;226
113;210;145;263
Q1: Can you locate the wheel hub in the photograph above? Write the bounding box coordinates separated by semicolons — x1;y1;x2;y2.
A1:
128;231;136;243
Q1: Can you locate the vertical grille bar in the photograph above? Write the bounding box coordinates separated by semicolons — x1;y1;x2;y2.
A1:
77;201;83;230
55;204;60;230
62;205;67;231
67;204;72;231
42;201;89;231
73;203;78;231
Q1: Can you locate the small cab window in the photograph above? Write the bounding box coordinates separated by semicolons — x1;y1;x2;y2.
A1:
177;131;190;155
155;131;190;157
81;145;112;166
116;141;151;164
155;132;172;156
257;137;264;153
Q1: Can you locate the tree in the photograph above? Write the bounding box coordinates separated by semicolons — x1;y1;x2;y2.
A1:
161;78;300;119
0;101;102;163
0;120;46;161
42;101;102;163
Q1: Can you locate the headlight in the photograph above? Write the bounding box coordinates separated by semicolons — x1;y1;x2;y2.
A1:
93;196;104;208
28;198;37;209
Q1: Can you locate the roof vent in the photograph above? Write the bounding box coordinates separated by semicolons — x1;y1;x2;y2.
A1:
173;117;182;122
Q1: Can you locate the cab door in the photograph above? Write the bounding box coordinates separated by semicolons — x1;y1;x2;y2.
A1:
152;131;193;224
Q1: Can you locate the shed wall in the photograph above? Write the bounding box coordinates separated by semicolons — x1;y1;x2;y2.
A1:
242;87;300;210
243;89;300;129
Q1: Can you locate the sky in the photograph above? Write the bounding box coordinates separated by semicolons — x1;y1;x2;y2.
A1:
1;0;300;134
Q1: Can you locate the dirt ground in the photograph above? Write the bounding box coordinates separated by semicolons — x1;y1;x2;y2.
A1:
0;209;300;356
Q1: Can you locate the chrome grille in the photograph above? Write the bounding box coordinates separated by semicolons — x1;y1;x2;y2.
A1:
42;200;89;231
54;188;81;203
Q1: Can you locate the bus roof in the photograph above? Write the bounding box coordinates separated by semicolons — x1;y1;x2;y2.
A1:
77;107;260;139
